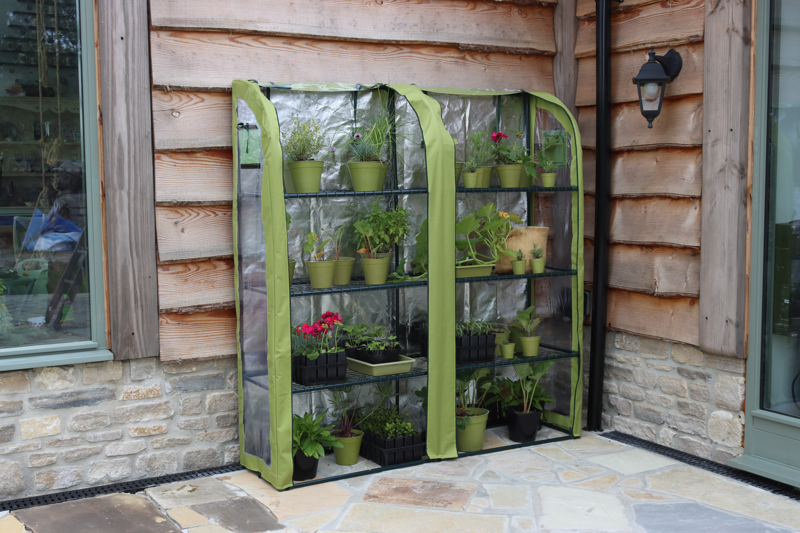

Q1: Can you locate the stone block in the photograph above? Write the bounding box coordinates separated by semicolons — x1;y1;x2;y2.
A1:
82;361;123;385
0;460;24;496
0;424;14;443
602;413;613;430
606;362;634;382
0;371;30;394
705;354;745;374
166;373;225;394
128;424;168;437
708;411;743;447
161;361;213;374
715;376;745;411
608;353;642;366
178;417;210;430
633;368;658;389
633;404;664;424
180;396;202;415
33;367;75;391
678;436;714;459
603;381;618;394
0;401;23;418
646;362;674;372
612;416;656;442
152;437;192;449
223;444;239;464
29;387;115;410
34;467;81;491
196;429;236;443
677;400;707;419
120;384;161;401
63;446;102;462
615;332;639;352
619;383;645;401
677;367;712;381
671;344;704;367
659;376;688;398
45;436;84;448
86;459;131;484
714;446;743;465
638;337;670;360
205;392;238;414
664;414;707;438
21;415;60;439
216;412;238;428
608;395;632;416
0;442;41;455
29;453;57;467
215;357;237;370
657;428;676;447
129;358;156;381
114;400;174;424
183;448;221;470
690;382;712;402
68;410;111;432
106;440;146;457
646;391;674;409
134;451;178;477
85;430;122;443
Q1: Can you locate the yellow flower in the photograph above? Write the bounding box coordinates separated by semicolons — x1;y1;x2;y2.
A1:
313;252;325;260
356;248;368;255
499;211;509;219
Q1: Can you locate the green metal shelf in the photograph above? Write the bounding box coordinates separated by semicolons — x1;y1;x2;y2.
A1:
457;185;578;193
285;188;427;198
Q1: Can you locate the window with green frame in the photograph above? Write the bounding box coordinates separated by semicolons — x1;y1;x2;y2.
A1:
0;0;109;370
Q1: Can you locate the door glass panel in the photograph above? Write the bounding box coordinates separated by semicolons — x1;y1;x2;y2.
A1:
0;0;91;349
762;0;800;418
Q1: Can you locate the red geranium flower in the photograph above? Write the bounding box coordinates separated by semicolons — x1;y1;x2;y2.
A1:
491;132;508;143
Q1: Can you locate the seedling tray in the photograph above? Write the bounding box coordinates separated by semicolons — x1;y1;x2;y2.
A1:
347;355;414;376
361;431;426;467
292;352;348;386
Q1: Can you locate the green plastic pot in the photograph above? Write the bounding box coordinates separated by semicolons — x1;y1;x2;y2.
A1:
289;259;296;284
497;165;522;188
348;162;388;192
519;336;540;357
361;256;392;285
455;162;464;186
541;172;557;187
288;161;324;193
511;260;527;275
500;343;516;359
519;169;532;188
530;257;546;274
332;257;355;286
462;172;479;189
333;429;363;466
306;261;335;289
477;166;492;187
456;407;489;452
455;264;494;278
493;329;510;356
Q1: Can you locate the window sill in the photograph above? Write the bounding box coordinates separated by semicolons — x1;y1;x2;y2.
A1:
0;349;113;372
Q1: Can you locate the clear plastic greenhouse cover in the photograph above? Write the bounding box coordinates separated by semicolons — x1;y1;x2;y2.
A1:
233;82;583;489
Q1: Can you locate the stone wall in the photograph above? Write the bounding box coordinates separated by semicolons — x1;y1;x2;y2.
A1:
0;356;239;500
597;331;745;464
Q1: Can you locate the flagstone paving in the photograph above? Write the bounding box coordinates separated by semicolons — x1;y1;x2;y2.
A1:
2;430;799;532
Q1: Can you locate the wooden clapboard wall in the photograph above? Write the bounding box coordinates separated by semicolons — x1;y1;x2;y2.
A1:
148;0;562;361
576;0;705;346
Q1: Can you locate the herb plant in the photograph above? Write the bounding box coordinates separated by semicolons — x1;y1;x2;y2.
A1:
353;200;411;258
534;150;559;173
360;405;420;439
327;383;395;438
303;232;330;262
467;130;491;168
530;243;544;259
509;305;540;338
512;249;524;261
322;224;350;261
292;410;343;459
282;117;326;162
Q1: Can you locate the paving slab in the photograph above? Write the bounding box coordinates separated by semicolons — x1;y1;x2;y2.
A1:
339;503;508;533
0;516;26;533
558;433;629;455
633;502;797;533
242;481;353;520
362;477;477;510
167;506;210;528
287;509;340;533
538;486;630;531
13;493;181;533
587;448;677;475
484;484;531;509
192;497;283;532
146;477;240;509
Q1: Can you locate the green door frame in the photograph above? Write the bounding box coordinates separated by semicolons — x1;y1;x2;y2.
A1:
730;0;800;488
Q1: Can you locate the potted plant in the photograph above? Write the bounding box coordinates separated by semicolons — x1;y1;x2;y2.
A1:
455;203;521;278
509;305;541;358
359;403;425;467
291;312;348;386
354;326;401;365
510;249;527;275
530;243;545;274
292;410;343;482
535;150;559;188
342;104;398;192
502;360;554;442
456;320;495;364
490;131;528;188
492;320;512;356
455;368;493;452
499;338;515;359
286;212;296;284
282;117;327;194
323;224;354;286
468;130;493;187
327;383;393;465
354;200;410;285
461;159;480;189
303;232;334;288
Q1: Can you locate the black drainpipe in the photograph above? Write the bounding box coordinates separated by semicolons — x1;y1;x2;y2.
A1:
587;0;620;431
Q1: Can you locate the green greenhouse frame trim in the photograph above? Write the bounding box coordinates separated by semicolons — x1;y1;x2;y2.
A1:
231;80;585;490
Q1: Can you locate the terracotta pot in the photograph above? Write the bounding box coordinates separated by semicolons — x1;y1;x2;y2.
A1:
495;226;549;275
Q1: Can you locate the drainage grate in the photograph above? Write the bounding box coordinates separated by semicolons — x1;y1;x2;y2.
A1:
0;463;242;512
602;431;800;502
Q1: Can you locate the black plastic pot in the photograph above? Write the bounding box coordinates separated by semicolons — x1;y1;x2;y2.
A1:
361;431;426;467
292;450;319;481
505;406;542;443
292;351;348;386
353;348;401;365
456;334;496;365
486;402;507;427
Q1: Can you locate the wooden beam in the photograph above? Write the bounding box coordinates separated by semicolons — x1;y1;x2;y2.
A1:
150;0;557;56
586;242;700;297
610;197;701;248
578;95;703;150
575;43;704;106
159;309;237;362
99;0;159;359
150;31;555;92
552;0;578;116
607;289;699;345
157;260;235;314
575;0;705;58
155;151;233;205
610;148;702;198
155;206;233;264
699;0;752;359
576;0;661;19
152;90;231;152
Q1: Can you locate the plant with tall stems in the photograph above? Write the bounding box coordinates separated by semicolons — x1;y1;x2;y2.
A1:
455;203;522;266
326;382;395;438
292;410;343;459
322;224;350;261
509;304;540;338
455;368;497;431
506;360;554;413
303;232;330;262
353;200;410;258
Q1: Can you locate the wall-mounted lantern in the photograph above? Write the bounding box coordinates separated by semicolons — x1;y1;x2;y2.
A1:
632;46;683;128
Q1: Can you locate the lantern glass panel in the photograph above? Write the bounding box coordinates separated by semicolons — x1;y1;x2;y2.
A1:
640;82;663;112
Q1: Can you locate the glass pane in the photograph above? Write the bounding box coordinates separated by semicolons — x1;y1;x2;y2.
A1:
762;0;800;418
0;0;91;348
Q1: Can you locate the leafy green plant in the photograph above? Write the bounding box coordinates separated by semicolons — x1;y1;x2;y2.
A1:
505;360;555;413
534;150;559;173
285;212;292;231
509;305;540;338
467;130;492;168
489;131;527;165
281;117;326;162
455;368;497;431
530;243;544;259
360;405;420;439
322;224;350;261
292;312;345;359
414;386;428;412
511;249;524;261
463;159;479;173
327;383;395;438
455;203;522;266
292;410;343;459
387;219;429;283
341;324;387;349
341;94;408;164
353;200;410;258
456;320;493;337
303;232;330;262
